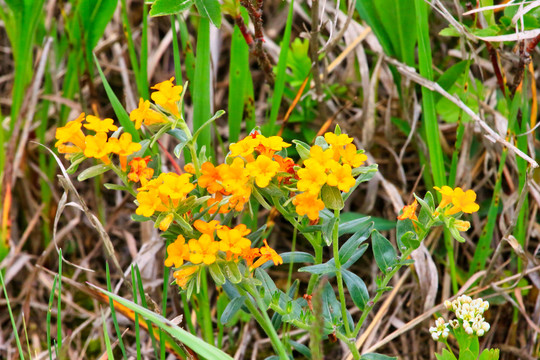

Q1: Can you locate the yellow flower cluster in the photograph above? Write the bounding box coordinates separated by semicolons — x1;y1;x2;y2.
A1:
164;220;283;288
197;132;295;214
135;172;196;230
434;186;480;215
129;77;183;130
55;113;141;170
293;132;367;221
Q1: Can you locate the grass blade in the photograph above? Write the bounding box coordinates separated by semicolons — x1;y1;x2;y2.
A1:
93;53;140;141
89;283;235;360
228;21;250;143
193;16;212;152
56;249;62;357
0;270;25;359
263;0;294;135
106;262;128;359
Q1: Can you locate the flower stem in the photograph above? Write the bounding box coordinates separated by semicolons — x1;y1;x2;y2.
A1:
332;209;352;337
198;268;214;345
242;285;289;360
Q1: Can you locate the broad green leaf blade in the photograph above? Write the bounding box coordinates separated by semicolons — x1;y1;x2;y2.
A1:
220;295;246;325
77;164;111;181
193;17;212;152
342;269;369;311
339;221;373;264
478;349;499;360
361;353;398;360
371;230;397;274
435;349;458;360
89;284;234;360
150;0;193;16
194;0;221;28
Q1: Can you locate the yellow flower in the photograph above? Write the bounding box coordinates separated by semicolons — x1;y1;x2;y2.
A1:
151;77;182;116
135;188;166;217
84;132;113;164
188;234;220;265
297;162;327;194
434;186;480;215
217;225;252;255
326;164;356;192
305;145;336;169
193;219;222;236
158;173;195;205
324;132;354;147
55;113;86;150
448;188;480;215
292;192;325;221
173;265;198;288
250;240;283;270
109;133;142;171
128;156;154;185
164;235;190;267
219;157;250;194
246;155;280;188
338;144;367;168
130;98;164;129
229;136;260;158
83;115;118;133
397;200;418;221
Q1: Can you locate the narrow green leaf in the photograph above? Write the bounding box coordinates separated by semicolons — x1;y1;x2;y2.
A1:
93;54;140;141
77;164;111;181
209;262;226;285
193;17;212;152
194;0;222;28
90;284;234;360
339;221;373;264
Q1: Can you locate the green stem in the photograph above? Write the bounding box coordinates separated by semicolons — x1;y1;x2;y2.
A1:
353;248;414;338
198;268;214;345
335;331;361;360
332;210;351;336
242;286;289;360
306;233;323;294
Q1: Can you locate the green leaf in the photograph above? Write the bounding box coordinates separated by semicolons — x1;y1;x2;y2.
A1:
289;340;312;359
371;230;397;274
221;261;242;284
103;183;131;192
194;0;222;27
339;221;373;264
293;139;311;160
342;269;369;311
77;164;111;181
321;184;343;210
299;262;337;276
361;354;397;360
396;219;419;251
338;215;371;236
478;349;499;360
149;0;193;16
208;262;226;285
220;295;246;325
439;26;461;37
192;110;225;145
321;216;337;246
454;328;479;360
435;349;458;360
90;284;234;360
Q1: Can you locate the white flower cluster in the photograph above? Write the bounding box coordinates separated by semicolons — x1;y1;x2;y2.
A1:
445;295;490;336
429;317;450;340
430;296;491;341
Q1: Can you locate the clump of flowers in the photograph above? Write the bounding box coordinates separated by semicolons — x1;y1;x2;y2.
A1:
431;296;498;360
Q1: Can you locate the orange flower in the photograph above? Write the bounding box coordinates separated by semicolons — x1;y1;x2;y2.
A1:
198;162;224;194
217;225;252;255
292;192;325;221
173;266;198;288
297;162;327;194
434;186;480;215
159;213;175;231
338;144;367;168
250;240;283;270
84;132;114;164
454;219;471;232
193;219;222;235
164;235;190;267
255;135;290;156
128;156;154;185
324;132;353;148
397;200;418;221
184;163;196;174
